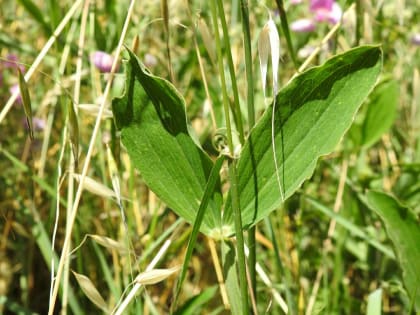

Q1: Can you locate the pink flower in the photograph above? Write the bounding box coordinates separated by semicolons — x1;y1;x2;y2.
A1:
291;18;316;32
411;33;420;46
314;2;342;24
310;0;334;12
291;0;342;32
23;117;46;131
2;54;26;72
10;83;22;105
90;51;115;73
144;53;157;68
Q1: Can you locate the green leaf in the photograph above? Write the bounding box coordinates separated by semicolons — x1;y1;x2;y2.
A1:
223;46;382;232
174;155;225;308
366;288;382;315
361;79;398;148
306;196;395;259
173;286;218;315
18;68;33;139
366;190;420;311
112;49;222;236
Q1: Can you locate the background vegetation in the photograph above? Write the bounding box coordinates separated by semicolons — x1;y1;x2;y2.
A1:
0;0;419;314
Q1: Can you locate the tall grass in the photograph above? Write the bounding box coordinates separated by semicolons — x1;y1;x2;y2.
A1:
0;1;419;314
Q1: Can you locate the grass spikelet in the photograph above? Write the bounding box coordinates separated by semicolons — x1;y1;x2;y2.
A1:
72;173;117;200
135;266;180;286
72;271;109;313
258;17;280;100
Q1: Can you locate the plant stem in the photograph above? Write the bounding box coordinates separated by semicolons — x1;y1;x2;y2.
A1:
239;0;257;304
209;0;233;153
209;1;249;313
229;159;249;314
216;0;245;144
274;0;298;69
355;0;362;45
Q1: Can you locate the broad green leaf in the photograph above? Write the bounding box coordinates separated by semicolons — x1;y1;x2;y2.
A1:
366;190;420;311
361;79;398;148
221;241;243;315
223;46;382;232
112;49;222;236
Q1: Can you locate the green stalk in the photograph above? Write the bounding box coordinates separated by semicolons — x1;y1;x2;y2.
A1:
274;0;298;69
229;158;249;314
209;2;249;313
216;0;245;144
265;217;296;314
209;1;233;153
239;0;257;303
240;0;255;128
355;0;362;45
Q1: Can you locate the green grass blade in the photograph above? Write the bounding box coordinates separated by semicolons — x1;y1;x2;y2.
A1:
18;68;33;139
173;286;218;315
173;155;225;309
306;196;395;259
366;191;420;311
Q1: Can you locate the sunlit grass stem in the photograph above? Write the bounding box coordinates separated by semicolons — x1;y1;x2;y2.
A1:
274;0;297;69
216;0;245;145
210;1;249;313
47;1;136;313
239;0;258;304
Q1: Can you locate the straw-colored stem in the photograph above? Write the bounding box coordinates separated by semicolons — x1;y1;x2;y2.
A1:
0;0;83;125
47;1;136;313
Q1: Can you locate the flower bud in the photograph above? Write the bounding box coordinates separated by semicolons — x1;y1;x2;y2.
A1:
90;51;115;73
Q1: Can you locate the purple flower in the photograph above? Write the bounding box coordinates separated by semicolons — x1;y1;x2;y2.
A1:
23;117;46;132
9;83;22;105
411;33;420;46
2;54;26;72
144;53;157;68
291;19;316;32
310;0;334;12
314;2;342;24
291;0;342;33
90;51;115;73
